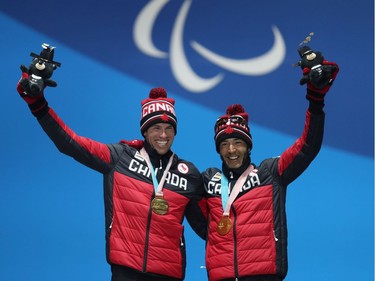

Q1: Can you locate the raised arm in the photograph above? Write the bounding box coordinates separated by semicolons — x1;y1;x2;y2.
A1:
278;47;339;184
16;51;115;174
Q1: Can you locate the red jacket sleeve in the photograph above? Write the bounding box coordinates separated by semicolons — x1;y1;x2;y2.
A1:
38;107;114;173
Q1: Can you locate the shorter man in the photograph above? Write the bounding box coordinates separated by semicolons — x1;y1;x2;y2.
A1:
201;59;339;280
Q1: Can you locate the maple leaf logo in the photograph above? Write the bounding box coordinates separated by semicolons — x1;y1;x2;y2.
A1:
224;127;234;134
161;113;169;122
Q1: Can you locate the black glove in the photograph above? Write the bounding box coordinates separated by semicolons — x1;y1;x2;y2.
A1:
302;60;339;102
297;46;339;102
17;71;49;117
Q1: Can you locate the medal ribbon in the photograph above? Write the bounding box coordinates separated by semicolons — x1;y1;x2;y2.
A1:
221;164;254;216
140;148;174;196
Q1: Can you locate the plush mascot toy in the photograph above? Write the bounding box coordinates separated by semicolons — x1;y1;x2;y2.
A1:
19;43;61;97
294;33;339;102
296;45;338;89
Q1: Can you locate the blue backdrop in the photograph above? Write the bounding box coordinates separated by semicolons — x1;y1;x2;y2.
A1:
0;1;373;280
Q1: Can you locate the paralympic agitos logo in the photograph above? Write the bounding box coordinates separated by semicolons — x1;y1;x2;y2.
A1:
133;0;286;93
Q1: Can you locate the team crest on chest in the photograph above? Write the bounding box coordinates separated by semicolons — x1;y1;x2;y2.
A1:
178;163;189;174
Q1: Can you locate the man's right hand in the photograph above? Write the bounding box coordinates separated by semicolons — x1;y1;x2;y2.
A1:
303;60;339;102
17;72;44;104
17;72;49;117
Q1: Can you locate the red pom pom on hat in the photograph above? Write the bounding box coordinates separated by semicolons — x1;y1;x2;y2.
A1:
141;87;175;105
149;87;167;99
226;104;248;121
226;104;245;115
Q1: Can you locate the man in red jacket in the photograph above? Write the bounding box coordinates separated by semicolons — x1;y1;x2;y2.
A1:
201;50;339;281
16;46;205;281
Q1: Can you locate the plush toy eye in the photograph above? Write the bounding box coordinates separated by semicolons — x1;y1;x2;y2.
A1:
35;61;46;71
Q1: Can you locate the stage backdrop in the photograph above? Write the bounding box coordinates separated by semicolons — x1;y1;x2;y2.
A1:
0;1;373;281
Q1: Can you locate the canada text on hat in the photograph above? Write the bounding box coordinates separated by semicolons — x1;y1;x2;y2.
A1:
140;87;177;135
214;104;252;152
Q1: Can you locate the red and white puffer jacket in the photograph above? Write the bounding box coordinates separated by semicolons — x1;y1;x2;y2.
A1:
37;107;204;280
201;109;325;281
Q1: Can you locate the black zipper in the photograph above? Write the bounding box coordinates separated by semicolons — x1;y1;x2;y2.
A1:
232;207;239;278
142;195;154;272
228;176;239;279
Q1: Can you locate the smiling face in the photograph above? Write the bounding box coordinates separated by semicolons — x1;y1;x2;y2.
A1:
143;123;175;155
219;138;249;169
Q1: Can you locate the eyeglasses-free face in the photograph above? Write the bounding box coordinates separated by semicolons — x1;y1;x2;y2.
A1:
219;138;249;169
143;123;175;155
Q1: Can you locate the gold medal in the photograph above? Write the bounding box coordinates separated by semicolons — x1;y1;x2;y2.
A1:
151;195;169;215
217;216;232;236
